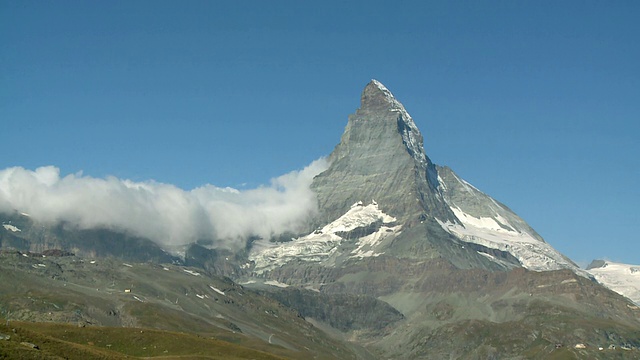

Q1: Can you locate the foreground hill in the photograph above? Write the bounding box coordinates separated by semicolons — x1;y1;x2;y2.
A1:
0;250;366;359
0;320;288;360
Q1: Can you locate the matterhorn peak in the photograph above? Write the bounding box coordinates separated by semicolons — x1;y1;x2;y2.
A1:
362;79;406;112
366;79;395;100
310;80;455;226
359;80;427;165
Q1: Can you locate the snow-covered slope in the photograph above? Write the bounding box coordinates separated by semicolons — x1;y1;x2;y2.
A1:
436;166;583;274
2;223;21;232
587;260;640;305
437;209;579;273
249;201;400;274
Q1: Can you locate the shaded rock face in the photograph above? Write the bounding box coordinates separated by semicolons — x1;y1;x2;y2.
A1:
261;288;404;332
311;80;456;228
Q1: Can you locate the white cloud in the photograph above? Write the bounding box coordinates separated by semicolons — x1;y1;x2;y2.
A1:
0;158;328;249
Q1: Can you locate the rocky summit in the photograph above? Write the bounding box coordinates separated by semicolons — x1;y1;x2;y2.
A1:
1;80;640;359
311;80;454;226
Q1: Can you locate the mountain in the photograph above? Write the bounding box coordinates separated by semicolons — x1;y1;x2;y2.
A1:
2;80;640;359
248;80;580;276
241;80;640;358
311;80;454;226
587;260;640;305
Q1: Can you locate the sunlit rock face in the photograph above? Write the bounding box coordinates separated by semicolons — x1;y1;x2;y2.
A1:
311;80;456;228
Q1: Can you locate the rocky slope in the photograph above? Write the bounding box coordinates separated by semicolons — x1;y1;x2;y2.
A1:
0;250;365;359
0;211;178;263
310;80;456;227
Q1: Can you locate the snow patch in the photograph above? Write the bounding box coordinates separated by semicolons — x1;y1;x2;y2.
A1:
350;223;400;258
182;269;201;276
438;206;580;273
249;201;397;273
450;206;517;234
437;175;447;191
209;285;225;296
2;224;21;232
265;280;289;288
477;252;496;260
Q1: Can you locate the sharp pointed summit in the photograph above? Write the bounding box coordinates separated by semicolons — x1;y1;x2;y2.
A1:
311;80;454;227
362;80;429;165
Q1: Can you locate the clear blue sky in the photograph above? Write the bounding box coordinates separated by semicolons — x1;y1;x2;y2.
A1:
1;1;639;265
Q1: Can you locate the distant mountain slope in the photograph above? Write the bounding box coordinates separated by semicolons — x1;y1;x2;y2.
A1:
588;260;640;305
0;211;178;263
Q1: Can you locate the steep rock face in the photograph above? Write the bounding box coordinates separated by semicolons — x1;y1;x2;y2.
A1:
311;80;456;227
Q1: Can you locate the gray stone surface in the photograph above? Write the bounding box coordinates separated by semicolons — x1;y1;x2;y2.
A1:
311;80;456;228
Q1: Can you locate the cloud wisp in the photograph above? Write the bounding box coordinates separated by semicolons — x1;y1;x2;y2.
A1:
0;159;328;249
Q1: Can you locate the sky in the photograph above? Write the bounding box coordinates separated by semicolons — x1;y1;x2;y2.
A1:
1;1;638;265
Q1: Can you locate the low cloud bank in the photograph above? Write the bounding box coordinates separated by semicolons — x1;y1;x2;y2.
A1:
0;159;328;249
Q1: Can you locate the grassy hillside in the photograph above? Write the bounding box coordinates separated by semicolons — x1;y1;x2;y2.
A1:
0;320;288;359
